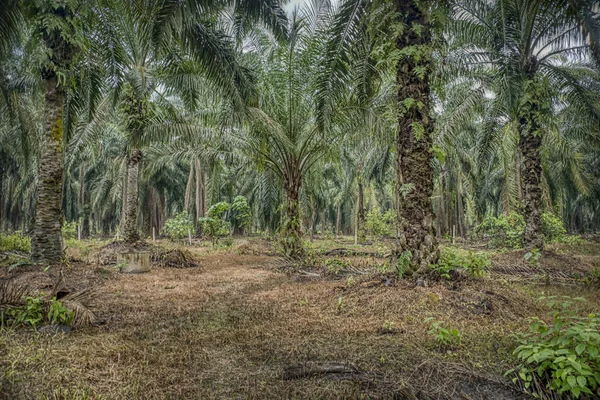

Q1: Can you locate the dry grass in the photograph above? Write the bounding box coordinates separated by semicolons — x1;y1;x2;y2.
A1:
1;238;600;399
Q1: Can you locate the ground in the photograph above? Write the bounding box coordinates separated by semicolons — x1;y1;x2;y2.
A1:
1;236;600;399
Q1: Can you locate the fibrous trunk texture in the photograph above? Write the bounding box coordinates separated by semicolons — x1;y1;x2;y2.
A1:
394;0;439;275
282;164;303;259
32;76;65;264
335;204;341;237
519;125;544;251
195;159;205;219
123;149;142;243
357;179;366;243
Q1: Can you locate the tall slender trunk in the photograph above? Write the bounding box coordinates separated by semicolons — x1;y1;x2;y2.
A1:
123;149;142;243
357;178;366;242
281;164;303;259
184;162;195;213
394;0;439;275
519;125;544;251
31;76;65;264
195;159;205;219
310;195;316;241
80;166;90;239
335;204;342;237
120;171;127;235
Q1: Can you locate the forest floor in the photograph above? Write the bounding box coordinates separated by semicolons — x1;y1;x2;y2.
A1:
1;236;600;399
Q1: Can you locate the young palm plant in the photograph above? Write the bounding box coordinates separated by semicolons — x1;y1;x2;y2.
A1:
240;5;335;258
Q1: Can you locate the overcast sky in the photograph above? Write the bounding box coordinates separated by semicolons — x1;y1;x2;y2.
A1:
285;0;339;13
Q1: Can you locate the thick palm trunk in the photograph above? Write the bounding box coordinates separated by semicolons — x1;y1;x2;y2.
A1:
123;149;142;243
519;129;544;250
31;76;65;264
281;166;303;259
394;0;439;275
357;179;366;242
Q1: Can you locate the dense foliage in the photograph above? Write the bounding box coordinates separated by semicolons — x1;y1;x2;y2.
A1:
0;0;599;262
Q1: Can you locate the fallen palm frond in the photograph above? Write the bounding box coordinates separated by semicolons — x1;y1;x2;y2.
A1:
61;288;99;328
0;278;28;307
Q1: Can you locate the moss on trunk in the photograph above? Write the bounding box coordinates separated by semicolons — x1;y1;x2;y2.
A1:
394;0;439;275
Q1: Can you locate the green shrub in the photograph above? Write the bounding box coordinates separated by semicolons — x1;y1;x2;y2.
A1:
477;212;525;248
365;208;396;238
507;296;600;398
198;217;230;246
230;196;251;235
162;211;195;240
425;318;461;347
207;202;230;219
477;212;569;248
7;297;73;328
543;213;567;243
433;247;490;279
0;232;31;252
62;221;78;240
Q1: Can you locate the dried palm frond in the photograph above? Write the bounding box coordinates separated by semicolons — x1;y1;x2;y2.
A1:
0;278;28;306
61;299;97;328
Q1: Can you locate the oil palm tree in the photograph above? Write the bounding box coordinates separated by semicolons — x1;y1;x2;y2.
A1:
447;0;600;250
239;3;336;258
317;0;447;274
93;0;287;243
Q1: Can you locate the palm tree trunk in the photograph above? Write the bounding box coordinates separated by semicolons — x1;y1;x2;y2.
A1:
310;195;316;241
335;204;342;237
184;162;194;212
394;0;439;275
357;179;366;242
282;166;303;259
195;159;205;218
31;75;65;264
519;129;544;251
123;149;142;243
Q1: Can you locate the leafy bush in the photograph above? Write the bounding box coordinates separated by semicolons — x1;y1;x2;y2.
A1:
198;217;230;246
62;221;78;240
543;213;567;243
365;208;396;238
477;212;525;248
433;247;490;279
207;202;230;219
7;297;73;328
508;296;600;398
425;318;461;347
162;211;195;240
230;196;251;235
477;212;569;248
0;232;31;252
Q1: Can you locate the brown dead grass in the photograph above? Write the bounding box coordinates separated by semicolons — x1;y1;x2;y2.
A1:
1;238;600;399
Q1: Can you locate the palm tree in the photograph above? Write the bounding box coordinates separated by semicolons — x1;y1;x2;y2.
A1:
239;4;336;258
317;0;445;274
26;1;91;264
447;0;600;250
93;0;287;243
